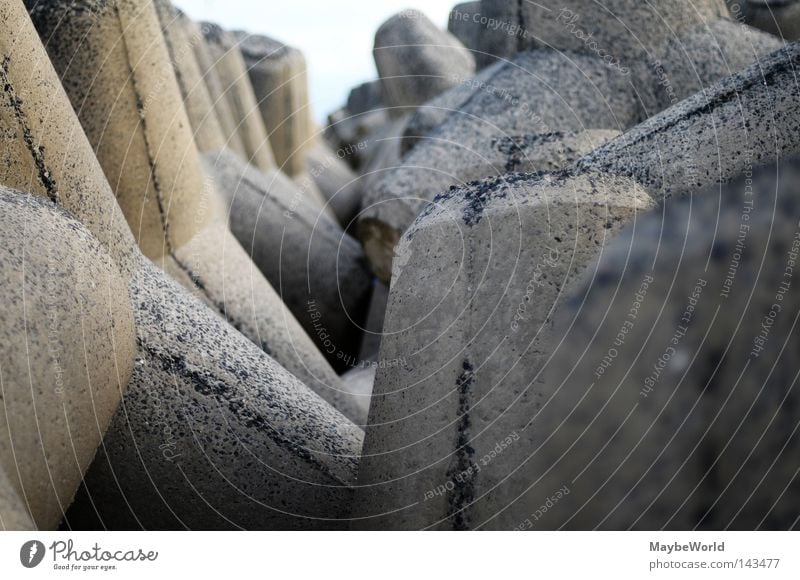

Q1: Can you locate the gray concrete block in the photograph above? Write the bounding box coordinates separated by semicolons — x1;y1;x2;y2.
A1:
353;41;800;529
191;20;249;157
65;260;363;530
447;2;483;61
29;0;357;422
204;149;374;388
237;32;312;178
0;188;135;530
359;16;781;281
374;10;476;116
347;80;384;115
0;465;34;530
526;159;800;529
154;0;228;154
201;23;277;172
305;140;364;228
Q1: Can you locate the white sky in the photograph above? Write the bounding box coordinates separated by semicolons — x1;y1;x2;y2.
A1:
174;0;456;122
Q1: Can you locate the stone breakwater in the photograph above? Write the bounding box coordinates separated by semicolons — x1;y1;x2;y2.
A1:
0;0;798;530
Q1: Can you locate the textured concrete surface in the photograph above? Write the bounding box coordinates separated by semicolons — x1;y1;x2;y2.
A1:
2;0;140;282
374;10;475;116
305;140;364;228
522;159;800;529
354;41;800;529
480;0;728;61
154;0;228;153
30;0;361;424
359;16;781;281
238;33;312;178
4;0;366;532
204;149;374;392
359;50;637;282
0;188;135;530
65;260;364;530
190;19;248;156
201;23;277;172
447;2;482;62
347;80;384;116
354;172;654;529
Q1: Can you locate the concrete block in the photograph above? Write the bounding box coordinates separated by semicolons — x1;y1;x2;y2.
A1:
29;0;360;423
6;0;365;531
201;23;277;172
204;149;373;387
0;188;135;530
359;15;781;281
65;260;364;530
191;20;249;156
154;0;228;154
525;159;800;529
374;10;476;116
354;41;800;529
238;33;313;178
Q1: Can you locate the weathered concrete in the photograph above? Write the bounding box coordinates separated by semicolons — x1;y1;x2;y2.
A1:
354;172;655;529
359;14;781;281
361;128;618;284
326;107;390;171
29;0;360;423
0;188;135;531
353;41;800;529
305;140;364;228
154;0;228;153
238;33;313;178
360;49;638;282
728;0;800;40
374;10;476;116
400;60;504;157
190;19;248;156
204;149;374;386
11;0;364;529
447;2;483;62
524;159;800;530
66;260;363;530
347;80;384;116
481;0;728;61
201;23;277;172
0;465;35;531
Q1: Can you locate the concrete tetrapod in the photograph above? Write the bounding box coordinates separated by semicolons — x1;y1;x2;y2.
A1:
27;0;362;424
353;41;800;529
305;139;364;228
6;0;362;529
204;149;374;384
237;33;313;178
447;2;483;63
189;18;248;157
518;159;800;530
0;189;136;531
374;10;476;116
358;13;781;281
200;23;277;173
154;0;228;154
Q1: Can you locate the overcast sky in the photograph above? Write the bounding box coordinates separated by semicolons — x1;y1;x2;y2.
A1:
174;0;455;122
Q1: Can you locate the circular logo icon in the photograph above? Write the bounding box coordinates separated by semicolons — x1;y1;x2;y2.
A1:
20;540;45;568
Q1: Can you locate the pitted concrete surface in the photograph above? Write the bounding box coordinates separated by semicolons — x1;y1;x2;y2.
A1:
0;188;135;530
